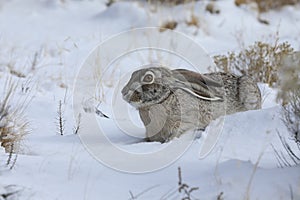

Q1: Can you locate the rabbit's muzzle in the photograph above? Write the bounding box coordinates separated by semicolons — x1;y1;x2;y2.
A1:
121;82;143;107
122;80;172;109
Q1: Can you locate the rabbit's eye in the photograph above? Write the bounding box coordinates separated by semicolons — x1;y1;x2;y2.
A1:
142;74;154;83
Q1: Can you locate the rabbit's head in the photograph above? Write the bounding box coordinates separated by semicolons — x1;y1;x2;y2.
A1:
122;65;223;108
121;66;173;108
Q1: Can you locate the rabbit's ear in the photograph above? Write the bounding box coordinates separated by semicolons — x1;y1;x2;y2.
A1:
172;69;222;88
171;69;223;101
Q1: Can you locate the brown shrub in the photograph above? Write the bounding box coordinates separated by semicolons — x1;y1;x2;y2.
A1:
213;41;294;86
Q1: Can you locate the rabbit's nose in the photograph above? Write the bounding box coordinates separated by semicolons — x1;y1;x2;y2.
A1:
121;86;128;96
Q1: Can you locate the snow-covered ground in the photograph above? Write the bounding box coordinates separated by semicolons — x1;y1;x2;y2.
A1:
0;0;300;199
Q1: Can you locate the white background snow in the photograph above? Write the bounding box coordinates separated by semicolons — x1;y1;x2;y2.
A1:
0;0;299;199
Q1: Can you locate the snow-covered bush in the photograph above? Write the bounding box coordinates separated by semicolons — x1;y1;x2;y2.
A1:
235;0;300;12
269;52;300;167
279;52;300;145
277;90;300;166
282;90;300;143
213;41;294;86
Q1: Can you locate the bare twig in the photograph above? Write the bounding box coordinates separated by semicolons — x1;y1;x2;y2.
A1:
57;100;65;136
129;191;135;200
289;184;294;200
95;103;109;118
31;51;39;71
9;152;18;170
6;143;14;167
178;167;199;200
245;151;264;200
73;113;81;135
217;192;224;200
274;130;300;167
128;185;160;200
271;143;288;168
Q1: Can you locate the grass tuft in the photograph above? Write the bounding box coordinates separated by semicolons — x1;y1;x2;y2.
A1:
0;79;30;154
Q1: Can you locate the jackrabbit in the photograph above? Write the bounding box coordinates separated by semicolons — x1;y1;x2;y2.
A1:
121;64;261;142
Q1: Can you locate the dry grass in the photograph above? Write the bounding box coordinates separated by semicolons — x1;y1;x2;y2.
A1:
107;0;200;7
205;2;220;14
157;0;199;5
159;20;178;32
213;41;294;86
0;79;30;154
186;13;199;28
235;0;300;13
244;150;264;200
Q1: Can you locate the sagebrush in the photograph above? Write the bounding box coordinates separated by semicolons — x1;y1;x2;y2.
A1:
213;41;294;86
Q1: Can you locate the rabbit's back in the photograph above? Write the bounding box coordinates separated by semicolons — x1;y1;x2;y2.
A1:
204;72;261;114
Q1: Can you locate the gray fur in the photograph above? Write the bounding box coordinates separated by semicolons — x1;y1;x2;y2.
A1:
121;66;261;143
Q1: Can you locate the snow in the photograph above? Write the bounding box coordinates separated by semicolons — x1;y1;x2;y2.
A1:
0;0;300;199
